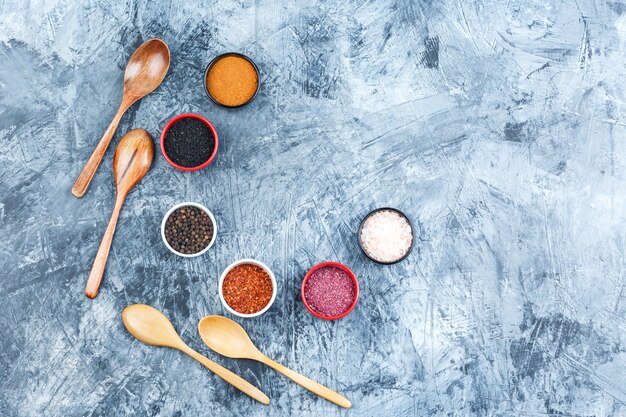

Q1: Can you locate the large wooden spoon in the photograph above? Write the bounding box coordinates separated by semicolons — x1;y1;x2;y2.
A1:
85;129;153;299
198;315;352;408
122;304;270;405
71;38;169;198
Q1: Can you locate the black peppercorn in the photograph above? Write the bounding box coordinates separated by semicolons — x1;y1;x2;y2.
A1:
164;206;214;255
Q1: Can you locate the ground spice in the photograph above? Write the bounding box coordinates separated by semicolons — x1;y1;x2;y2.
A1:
222;264;273;314
163;117;215;168
206;55;258;107
303;266;356;317
164;206;214;254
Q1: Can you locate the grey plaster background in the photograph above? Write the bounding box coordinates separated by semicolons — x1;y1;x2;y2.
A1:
1;0;626;416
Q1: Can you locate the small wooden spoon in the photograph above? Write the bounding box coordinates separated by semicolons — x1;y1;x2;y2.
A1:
85;129;153;299
122;304;270;405
198;315;352;409
71;38;170;198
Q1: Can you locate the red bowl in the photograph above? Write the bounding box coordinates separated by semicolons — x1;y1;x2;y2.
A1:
301;261;359;320
160;113;219;171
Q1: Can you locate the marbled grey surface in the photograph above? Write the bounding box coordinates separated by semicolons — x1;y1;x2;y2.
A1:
2;0;626;416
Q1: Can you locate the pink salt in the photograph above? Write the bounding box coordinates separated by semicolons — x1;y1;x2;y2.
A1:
304;266;355;317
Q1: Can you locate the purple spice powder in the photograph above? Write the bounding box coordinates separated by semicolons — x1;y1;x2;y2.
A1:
304;266;356;317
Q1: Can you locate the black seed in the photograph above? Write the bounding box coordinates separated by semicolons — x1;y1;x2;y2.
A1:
163;118;215;168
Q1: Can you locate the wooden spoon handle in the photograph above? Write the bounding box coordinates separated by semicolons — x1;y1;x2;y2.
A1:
85;197;124;298
182;347;270;405
259;355;351;408
71;103;128;198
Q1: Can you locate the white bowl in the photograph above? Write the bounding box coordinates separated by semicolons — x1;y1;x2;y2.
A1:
218;259;277;318
161;202;217;257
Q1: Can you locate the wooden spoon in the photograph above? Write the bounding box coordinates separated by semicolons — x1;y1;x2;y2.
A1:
198;315;352;409
122;304;270;405
71;38;170;198
84;129;154;299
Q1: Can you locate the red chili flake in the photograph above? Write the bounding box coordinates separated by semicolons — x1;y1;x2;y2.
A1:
222;264;273;314
304;266;355;317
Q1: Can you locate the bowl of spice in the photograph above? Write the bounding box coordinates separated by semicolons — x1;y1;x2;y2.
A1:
160;113;218;171
301;262;359;320
358;207;414;264
219;259;276;318
204;52;260;108
161;202;217;257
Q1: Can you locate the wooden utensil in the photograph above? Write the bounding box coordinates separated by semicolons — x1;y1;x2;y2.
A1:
84;129;154;299
71;38;170;198
122;304;270;405
198;315;352;409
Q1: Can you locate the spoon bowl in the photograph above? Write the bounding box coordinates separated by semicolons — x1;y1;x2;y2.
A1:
84;129;154;299
198;315;352;408
124;39;170;98
198;315;260;359
113;128;154;195
123;304;185;348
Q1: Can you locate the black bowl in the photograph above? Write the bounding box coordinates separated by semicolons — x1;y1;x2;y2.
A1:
204;52;260;109
357;207;415;265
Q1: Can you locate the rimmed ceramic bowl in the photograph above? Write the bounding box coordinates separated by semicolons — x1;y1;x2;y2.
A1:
161;202;217;257
160;113;219;171
204;52;260;108
218;258;277;318
357;207;415;265
301;261;359;320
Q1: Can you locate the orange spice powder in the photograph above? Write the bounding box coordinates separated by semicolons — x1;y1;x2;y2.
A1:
206;55;258;107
